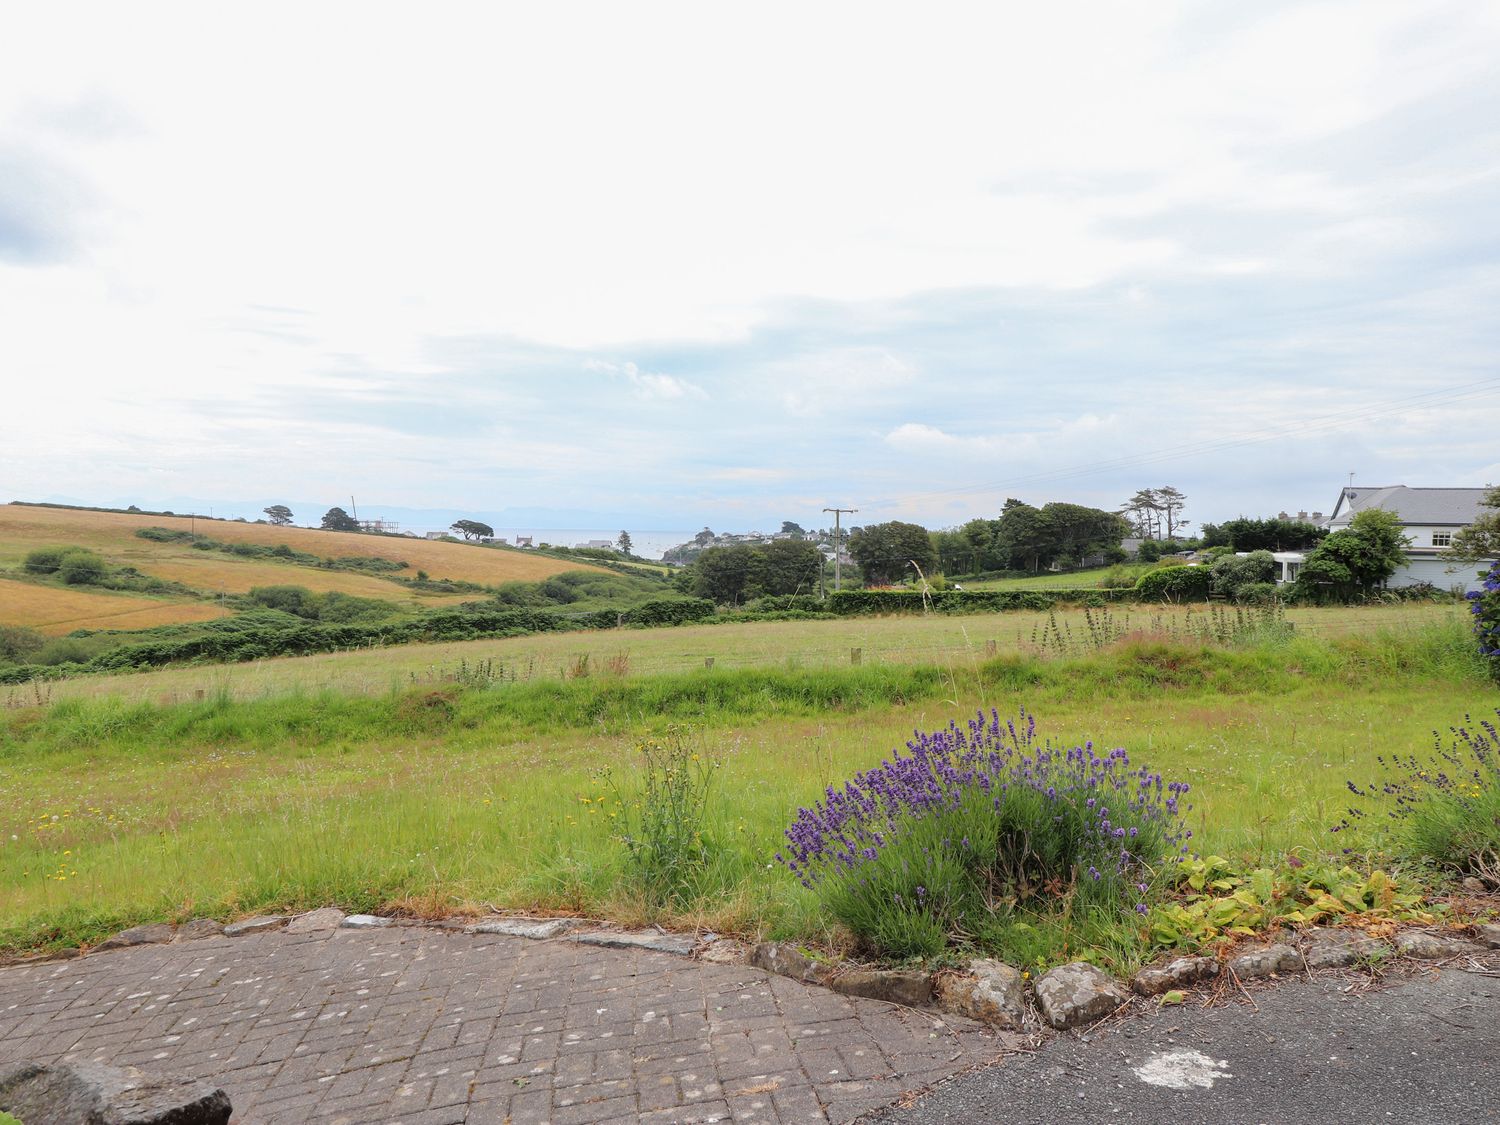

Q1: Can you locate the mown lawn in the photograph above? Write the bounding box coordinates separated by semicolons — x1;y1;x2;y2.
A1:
2;612;1492;961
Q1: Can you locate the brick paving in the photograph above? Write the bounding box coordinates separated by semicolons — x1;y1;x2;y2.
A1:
0;925;1016;1123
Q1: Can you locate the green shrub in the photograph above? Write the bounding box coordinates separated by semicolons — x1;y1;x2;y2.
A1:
1134;565;1211;603
1209;550;1275;601
22;546;68;574
35;637;99;666
56;548;109;585
135;525;195;542
0;625;46;663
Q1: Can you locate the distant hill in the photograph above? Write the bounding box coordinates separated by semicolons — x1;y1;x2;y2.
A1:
0;502;610;634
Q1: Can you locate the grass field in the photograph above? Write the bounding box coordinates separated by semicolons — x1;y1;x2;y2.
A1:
2;602;1492;962
961;563;1155;590
0;577;232;635
14;600;1463;706
0;503;613;632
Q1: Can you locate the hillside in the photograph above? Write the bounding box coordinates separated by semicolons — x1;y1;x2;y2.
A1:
0;502;612;633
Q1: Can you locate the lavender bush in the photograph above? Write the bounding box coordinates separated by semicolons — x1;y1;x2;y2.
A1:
1337;708;1500;874
777;710;1193;958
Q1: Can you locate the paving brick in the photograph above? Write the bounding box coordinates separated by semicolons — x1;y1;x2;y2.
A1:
0;923;998;1123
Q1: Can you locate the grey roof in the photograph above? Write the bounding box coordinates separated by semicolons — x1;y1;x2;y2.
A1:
1325;485;1493;528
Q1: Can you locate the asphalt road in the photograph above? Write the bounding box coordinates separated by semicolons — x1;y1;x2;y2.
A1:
870;967;1500;1124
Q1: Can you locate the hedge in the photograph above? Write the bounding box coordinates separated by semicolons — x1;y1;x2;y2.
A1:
824;589;1138;615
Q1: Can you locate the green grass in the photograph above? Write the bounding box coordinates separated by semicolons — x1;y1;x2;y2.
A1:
1;613;1492;961
960;564;1158;590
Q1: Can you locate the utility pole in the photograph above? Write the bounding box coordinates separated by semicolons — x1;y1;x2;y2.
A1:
823;507;857;592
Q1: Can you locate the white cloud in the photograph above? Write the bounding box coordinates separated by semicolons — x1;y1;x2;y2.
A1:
585;360;707;401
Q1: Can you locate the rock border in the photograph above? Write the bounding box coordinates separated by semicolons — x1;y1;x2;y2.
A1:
62;910;1500;1035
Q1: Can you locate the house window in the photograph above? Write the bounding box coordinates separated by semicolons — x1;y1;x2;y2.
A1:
1431;532;1452;547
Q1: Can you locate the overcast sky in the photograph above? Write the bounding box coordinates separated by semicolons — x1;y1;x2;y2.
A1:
3;1;1499;537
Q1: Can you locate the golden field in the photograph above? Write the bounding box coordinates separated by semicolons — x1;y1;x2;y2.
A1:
0;503;613;631
0;503;609;585
0;577;231;635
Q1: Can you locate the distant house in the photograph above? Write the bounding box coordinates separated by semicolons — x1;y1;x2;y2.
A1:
1323;485;1495;593
514;536;533;548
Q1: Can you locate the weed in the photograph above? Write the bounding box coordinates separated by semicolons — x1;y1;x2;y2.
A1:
595;729;721;910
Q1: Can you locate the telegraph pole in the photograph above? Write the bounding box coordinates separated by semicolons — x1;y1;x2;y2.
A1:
823;507;857;591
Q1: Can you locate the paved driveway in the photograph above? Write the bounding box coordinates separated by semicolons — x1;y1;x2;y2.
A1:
0;925;1013;1123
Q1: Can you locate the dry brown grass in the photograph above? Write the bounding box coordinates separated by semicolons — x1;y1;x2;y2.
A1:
0;504;609;585
135;554;478;605
0;578;231;635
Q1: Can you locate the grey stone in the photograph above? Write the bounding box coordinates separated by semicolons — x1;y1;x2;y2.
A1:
340;913;395;929
1476;923;1500;949
0;1060;231;1124
1228;943;1303;980
222;915;287;937
94;924;176;952
1461;876;1489;894
285;908;346;934
174;918;224;941
1302;929;1391;969
1034;962;1131;1029
935;960;1025;1028
832;969;934;1007
1394;930;1481;959
1131;956;1219;996
571;929;699;956
698;938;751;965
749;941;837;985
469;917;580;940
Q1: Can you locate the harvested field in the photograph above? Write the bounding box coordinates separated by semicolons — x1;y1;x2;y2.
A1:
0;503;609;585
0;578;231;635
134;554;479;606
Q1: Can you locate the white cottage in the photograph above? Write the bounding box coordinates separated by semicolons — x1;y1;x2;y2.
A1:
1324;485;1495;593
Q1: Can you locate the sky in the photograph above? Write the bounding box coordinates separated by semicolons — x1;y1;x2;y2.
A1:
3;1;1499;544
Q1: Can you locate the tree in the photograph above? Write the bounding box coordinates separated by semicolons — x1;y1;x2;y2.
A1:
1295;509;1410;602
994;500;1052;572
617;530;634;556
931;527;971;575
1156;486;1189;540
780;521;806;537
847;521;937;586
1443;485;1500;565
450;519;494;541
1120;489;1161;539
320;507;361;532
692;545;763;605
263;505;294;526
693;527;716;547
1039;503;1131;567
760;539;824;594
1204;517;1325;552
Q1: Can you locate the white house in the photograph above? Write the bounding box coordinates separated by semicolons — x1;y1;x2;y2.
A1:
1323;485;1495;593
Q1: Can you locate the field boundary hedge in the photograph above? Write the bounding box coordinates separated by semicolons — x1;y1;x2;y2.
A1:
826;588;1138;614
